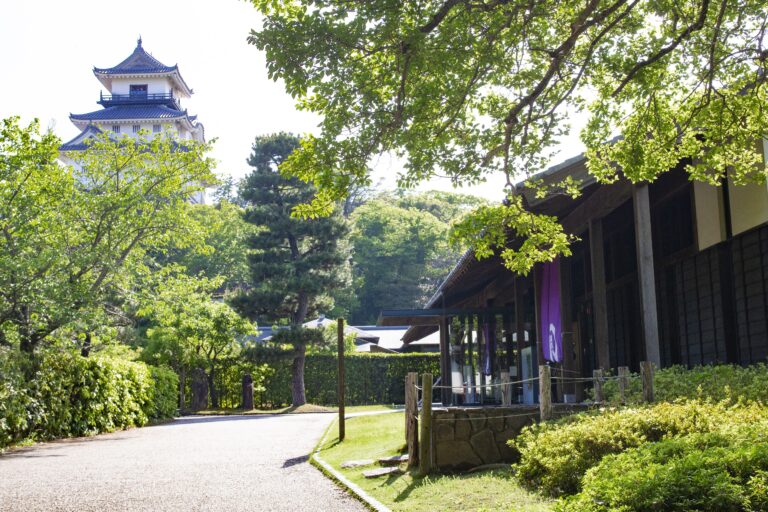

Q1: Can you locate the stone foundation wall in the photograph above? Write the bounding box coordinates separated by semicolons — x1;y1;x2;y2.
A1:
431;405;591;471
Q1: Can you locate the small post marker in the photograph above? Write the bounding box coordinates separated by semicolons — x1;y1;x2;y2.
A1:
338;318;345;441
641;361;654;403
593;369;604;403
618;366;629;404
405;372;419;468
539;365;552;420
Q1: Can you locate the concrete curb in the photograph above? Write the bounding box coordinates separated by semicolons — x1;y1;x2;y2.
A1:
310;420;392;512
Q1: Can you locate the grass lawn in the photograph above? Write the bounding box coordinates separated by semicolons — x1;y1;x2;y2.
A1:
315;412;553;512
191;404;400;416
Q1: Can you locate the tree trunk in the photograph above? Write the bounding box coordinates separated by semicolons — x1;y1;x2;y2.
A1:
191;368;209;411
80;332;91;357
208;363;219;409
291;344;307;407
179;367;186;411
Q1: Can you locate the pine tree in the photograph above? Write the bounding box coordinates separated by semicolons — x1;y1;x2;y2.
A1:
233;133;350;406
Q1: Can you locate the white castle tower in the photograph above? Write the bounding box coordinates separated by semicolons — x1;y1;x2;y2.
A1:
60;38;206;202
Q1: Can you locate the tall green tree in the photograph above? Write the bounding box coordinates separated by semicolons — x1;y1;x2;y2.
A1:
0;118;215;353
139;271;255;409
233;132;351;406
249;0;768;272
348;191;486;323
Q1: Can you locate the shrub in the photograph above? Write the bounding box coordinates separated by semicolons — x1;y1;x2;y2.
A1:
254;352;440;408
559;426;768;511
597;363;768;405
0;348;31;448
1;349;178;449
148;366;179;419
512;400;768;497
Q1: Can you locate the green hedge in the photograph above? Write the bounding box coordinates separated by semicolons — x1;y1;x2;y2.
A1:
0;349;178;449
255;353;440;408
513;400;768;497
597;363;768;404
559;426;768;511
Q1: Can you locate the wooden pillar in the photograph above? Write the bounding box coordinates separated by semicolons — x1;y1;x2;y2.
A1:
500;371;511;406
514;278;526;399
405;372;419;468
589;219;611;370
633;184;661;367
467;315;476;402
419;374;433;475
337;318;345;441
533;266;545;367
560;255;576;401
439;316;451;406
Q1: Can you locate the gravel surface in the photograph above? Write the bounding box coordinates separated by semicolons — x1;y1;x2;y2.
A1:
0;414;365;512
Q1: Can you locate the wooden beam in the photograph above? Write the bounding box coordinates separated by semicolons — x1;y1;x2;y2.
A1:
589;219;611;370
633;184;661;367
562;179;633;234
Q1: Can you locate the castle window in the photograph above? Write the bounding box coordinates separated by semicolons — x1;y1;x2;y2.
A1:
133;125;141;134
129;84;148;97
112;125;120;134
153;124;161;133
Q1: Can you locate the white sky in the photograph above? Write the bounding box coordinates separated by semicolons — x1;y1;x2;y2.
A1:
0;0;585;201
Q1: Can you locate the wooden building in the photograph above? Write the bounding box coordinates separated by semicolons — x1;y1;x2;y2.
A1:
379;146;768;406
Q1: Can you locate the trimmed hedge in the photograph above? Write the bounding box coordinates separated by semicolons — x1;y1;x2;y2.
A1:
559;426;768;511
512;400;768;497
597;363;768;404
0;349;178;449
255;353;440;408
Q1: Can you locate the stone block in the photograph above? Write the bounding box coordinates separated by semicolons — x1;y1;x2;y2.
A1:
470;429;501;465
496;440;519;463
435;440;482;470
455;418;471;440
341;459;374;468
435;422;455;442
363;467;402;478
378;454;408;466
468;411;487;432
487;414;505;432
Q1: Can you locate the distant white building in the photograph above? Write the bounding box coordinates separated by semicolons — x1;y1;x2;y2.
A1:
60;38;206;203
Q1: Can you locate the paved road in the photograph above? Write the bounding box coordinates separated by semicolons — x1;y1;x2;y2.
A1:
0;414;364;512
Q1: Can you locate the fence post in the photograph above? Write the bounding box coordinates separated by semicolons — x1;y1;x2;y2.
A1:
641;361;654;403
419;373;433;475
539;365;552;420
593;369;604;403
241;374;254;410
405;372;419;468
338;318;345;441
500;371;511;407
618;366;629;404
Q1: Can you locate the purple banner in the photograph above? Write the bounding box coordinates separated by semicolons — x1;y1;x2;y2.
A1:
539;259;562;363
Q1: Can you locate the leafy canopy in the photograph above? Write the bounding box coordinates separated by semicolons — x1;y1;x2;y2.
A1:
0;118;216;351
249;0;768;271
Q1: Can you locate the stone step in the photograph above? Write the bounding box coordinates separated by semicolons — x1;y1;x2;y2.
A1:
340;459;375;469
362;467;403;478
378;454;409;466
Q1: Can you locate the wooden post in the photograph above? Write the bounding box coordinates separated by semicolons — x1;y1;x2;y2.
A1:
589;219;611;370
539;365;552;420
241;374;254;410
405;372;419;468
337;318;345;441
501;371;511;406
593;369;604;403
641;361;654;403
419;374;433;475
439;316;451;406
618;366;629;404
555;366;565;403
633;185;661;367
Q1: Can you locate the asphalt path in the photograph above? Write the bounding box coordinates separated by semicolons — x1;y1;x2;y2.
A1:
0;414;365;512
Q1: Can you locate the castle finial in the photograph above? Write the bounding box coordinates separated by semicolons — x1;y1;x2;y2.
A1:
137;35;142;48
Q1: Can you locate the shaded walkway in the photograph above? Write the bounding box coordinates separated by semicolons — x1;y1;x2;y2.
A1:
0;414;364;511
